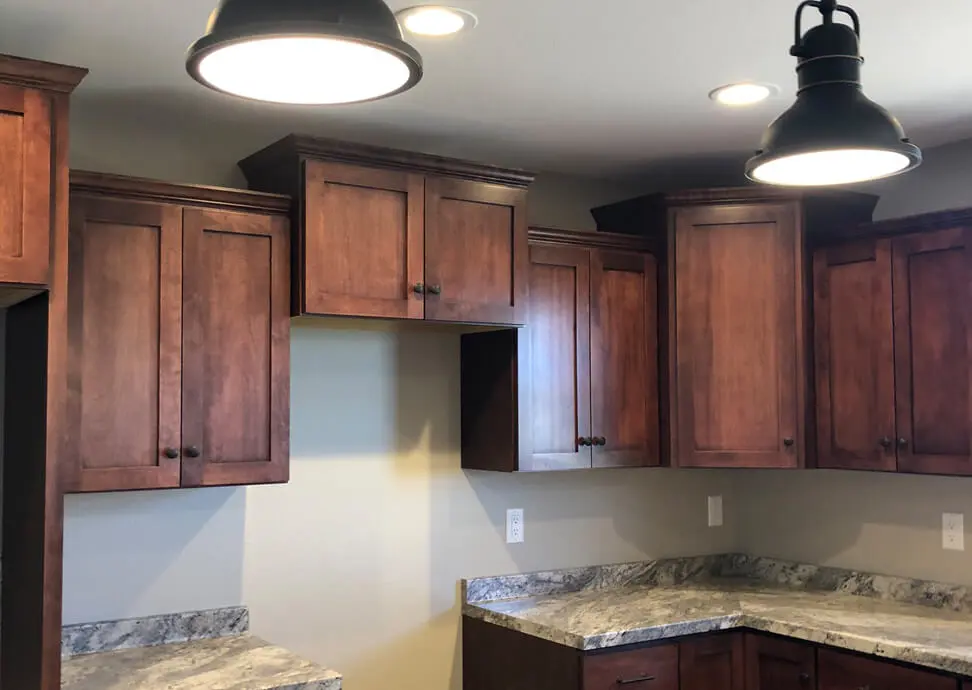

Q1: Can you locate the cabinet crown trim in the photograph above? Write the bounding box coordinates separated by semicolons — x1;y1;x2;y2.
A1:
528;227;653;252
239;134;536;189
69;171;292;215
858;206;972;237
0;53;88;93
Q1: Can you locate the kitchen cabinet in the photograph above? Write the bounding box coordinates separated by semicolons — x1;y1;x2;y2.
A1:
744;633;815;690
239;135;532;326
584;645;677;690
813;223;972;475
680;634;745;690
591;188;876;468
817;648;956;690
63;172;291;492
0;55;85;302
460;228;659;472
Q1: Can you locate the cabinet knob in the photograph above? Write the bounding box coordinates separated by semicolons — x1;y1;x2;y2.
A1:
799;672;811;683
879;436;893;450
578;437;592;447
783;437;795;448
162;448;180;459
428;284;442;295
412;282;426;295
185;446;202;458
897;438;909;449
594;437;607;447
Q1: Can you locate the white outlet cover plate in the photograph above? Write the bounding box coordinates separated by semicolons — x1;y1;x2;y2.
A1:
506;508;524;544
708;495;723;527
943;512;965;551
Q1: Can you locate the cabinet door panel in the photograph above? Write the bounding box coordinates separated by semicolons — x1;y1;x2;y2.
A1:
680;634;745;690
425;177;527;325
673;203;803;468
893;227;972;475
64;197;182;492
583;645;677;690
524;244;592;471
813;240;896;470
590;250;659;468
302;160;424;319
744;633;815;690
818;648;955;690
182;209;290;487
0;85;51;286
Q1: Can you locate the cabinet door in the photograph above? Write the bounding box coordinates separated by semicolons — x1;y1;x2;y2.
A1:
524;244;592;471
813;240;896;471
302;160;424;319
0;84;53;286
181;208;290;487
590;250;659;468
673;203;804;468
893;227;972;475
63;197;183;492
818;648;955;690
680;635;745;690
744;634;815;690
425;177;528;325
583;645;677;690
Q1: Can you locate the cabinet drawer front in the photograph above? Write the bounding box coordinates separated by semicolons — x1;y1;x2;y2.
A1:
583;645;677;690
818;648;956;690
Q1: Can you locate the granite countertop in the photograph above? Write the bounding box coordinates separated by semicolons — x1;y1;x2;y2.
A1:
462;555;972;677
61;634;343;690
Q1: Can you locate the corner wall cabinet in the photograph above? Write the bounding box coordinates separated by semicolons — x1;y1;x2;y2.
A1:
460;228;659;472
813;212;972;475
63;172;291;492
591;188;877;469
239;135;533;326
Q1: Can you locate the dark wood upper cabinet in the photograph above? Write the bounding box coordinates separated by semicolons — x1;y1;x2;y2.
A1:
461;228;658;472
817;648;956;690
239;135;533;326
744;633;815;690
813;239;896;471
680;634;745;690
63;172;291;493
0;55;85;303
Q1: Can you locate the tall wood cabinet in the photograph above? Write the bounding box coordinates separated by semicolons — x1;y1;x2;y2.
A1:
592;188;876;469
239;135;532;326
63;173;291;492
461;228;659;472
814;212;972;475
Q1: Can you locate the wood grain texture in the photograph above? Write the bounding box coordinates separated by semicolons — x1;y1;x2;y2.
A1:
64;197;183;492
301;160;424;319
528;227;653;253
526;244;592;471
672;203;803;468
892;227;972;475
680;634;745;690
425;177;528;325
583;644;677;690
462;616;582;690
181;209;290;487
0;52;87;93
744;634;815;690
812;240;896;471
817;648;956;690
590;250;659;468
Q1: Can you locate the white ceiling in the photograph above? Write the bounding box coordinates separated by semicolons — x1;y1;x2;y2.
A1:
1;0;971;176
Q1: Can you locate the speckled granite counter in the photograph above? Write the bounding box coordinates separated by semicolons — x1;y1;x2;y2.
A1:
462;554;972;677
61;634;342;690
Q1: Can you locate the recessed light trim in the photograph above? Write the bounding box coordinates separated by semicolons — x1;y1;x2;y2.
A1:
709;83;778;107
396;6;478;36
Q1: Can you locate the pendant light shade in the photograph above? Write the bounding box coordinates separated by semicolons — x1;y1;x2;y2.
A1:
746;0;921;186
187;0;423;105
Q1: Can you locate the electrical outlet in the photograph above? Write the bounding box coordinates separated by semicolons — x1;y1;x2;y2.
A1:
943;513;965;551
707;496;724;527
506;508;524;544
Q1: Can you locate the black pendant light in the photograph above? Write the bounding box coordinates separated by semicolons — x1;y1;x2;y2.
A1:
746;0;921;186
187;0;423;105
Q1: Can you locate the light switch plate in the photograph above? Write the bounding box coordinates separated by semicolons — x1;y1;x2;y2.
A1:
708;496;724;527
943;513;965;551
506;508;524;544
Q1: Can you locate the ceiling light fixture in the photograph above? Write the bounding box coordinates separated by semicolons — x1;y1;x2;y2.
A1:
747;0;921;186
710;83;777;107
396;6;478;37
186;0;423;105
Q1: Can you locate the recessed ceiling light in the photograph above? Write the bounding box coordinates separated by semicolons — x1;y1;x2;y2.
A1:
709;83;777;107
396;6;478;36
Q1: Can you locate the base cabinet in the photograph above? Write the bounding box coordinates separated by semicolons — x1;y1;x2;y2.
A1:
584;645;678;690
680;634;744;690
817;648;956;690
745;633;815;690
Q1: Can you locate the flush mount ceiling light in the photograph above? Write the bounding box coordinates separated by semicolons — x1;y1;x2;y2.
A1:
709;83;777;107
396;6;478;36
186;0;423;105
746;0;921;186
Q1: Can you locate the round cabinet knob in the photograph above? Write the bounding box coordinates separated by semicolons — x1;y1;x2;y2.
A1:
163;448;180;459
879;436;893;450
577;437;592;447
595;437;607;446
799;672;811;683
897;438;909;449
184;446;202;458
412;282;426;295
427;284;442;295
783;437;795;447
